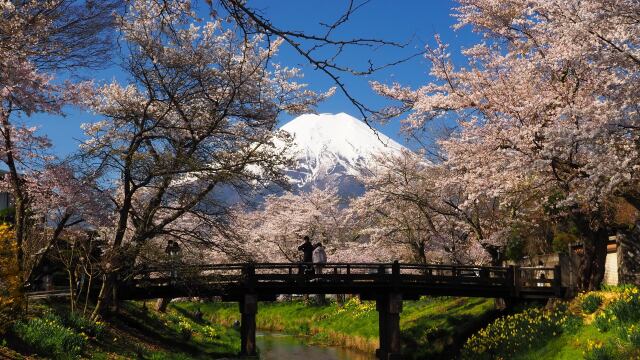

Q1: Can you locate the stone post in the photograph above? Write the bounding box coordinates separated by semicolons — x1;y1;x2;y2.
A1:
155;298;170;312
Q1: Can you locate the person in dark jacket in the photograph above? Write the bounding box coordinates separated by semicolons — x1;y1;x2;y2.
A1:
298;236;317;274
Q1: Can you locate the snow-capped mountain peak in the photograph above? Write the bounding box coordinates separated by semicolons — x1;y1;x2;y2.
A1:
279;112;405;197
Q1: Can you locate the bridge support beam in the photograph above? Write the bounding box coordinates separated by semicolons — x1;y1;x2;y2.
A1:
376;293;402;360
239;294;258;357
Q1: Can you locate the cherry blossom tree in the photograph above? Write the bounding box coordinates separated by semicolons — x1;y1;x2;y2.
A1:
0;0;117;299
80;0;335;317
232;187;353;263
351;150;510;265
372;0;639;289
350;151;443;264
21;164;110;279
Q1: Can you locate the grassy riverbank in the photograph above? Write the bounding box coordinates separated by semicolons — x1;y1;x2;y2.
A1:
1;300;240;359
8;288;633;360
460;285;640;360
176;296;497;359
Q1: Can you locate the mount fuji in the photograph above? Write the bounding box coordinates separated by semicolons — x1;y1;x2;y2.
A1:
278;112;406;198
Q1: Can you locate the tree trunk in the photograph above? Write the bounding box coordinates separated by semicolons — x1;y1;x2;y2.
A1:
574;214;608;291
68;270;76;313
83;272;93;316
1;115;26;274
91;273;114;320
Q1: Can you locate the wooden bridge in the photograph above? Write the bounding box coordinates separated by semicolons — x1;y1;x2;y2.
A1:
118;262;566;359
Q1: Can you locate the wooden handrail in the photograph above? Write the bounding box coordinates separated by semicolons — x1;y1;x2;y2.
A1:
124;261;563;300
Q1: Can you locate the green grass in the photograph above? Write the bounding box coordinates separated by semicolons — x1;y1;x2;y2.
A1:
88;301;240;359
176;296;496;359
4;300;240;360
401;297;497;358
464;285;640;360
513;324;619;360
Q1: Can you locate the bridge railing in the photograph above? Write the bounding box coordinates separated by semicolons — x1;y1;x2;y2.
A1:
132;262;508;284
127;262;563;297
517;266;562;288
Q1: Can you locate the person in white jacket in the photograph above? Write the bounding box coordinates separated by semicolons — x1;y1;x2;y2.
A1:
312;243;327;274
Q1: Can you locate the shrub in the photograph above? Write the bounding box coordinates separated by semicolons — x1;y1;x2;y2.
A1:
461;304;577;360
12;311;86;359
581;294;604;314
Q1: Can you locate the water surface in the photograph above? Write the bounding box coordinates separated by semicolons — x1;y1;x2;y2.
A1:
256;332;375;360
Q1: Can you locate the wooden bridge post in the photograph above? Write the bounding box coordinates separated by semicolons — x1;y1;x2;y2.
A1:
239;293;258;357
392;260;400;279
239;264;258;357
376;293;402;360
510;265;521;297
553;265;562;297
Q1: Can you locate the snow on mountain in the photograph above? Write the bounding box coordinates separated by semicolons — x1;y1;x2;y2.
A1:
279;112;406;197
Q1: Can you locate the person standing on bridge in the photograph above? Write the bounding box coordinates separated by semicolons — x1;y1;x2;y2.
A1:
298;236;317;275
312;243;327;274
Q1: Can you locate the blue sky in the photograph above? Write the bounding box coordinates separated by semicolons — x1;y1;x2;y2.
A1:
27;0;479;156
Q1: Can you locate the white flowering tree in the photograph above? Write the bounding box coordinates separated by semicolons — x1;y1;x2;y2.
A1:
351;150;510;265
80;0;337;316
0;0;117;301
372;0;639;289
231;187;354;263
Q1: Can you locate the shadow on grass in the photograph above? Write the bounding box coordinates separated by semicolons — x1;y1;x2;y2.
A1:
401;302;501;360
96;302;239;359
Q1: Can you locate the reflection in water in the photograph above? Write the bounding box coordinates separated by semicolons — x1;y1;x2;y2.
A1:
256;332;375;360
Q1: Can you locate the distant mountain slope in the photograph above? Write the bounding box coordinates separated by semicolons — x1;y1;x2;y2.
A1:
279;112;405;198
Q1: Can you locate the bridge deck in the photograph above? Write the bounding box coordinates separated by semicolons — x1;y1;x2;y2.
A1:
119;262;565;300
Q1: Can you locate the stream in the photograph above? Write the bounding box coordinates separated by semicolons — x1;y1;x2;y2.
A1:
255;331;375;360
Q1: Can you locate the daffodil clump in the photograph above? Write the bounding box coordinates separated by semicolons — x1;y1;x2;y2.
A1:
608;286;640;324
162;312;194;340
582;339;613;360
335;297;376;318
624;324;640;347
201;324;221;339
163;311;227;344
460;304;577;360
66;312;105;338
12;310;87;359
581;293;604;314
585;286;640;358
593;287;640;333
593;310;616;332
